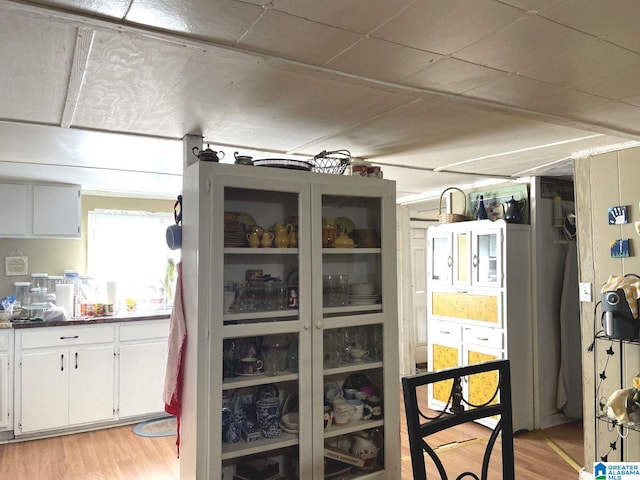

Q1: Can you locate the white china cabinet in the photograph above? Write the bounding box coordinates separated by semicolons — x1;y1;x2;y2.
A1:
426;219;534;432
181;161;399;479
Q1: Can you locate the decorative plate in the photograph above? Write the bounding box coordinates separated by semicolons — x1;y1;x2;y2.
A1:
253;158;313;171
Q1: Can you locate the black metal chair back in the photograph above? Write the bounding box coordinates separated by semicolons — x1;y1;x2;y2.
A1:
402;359;515;480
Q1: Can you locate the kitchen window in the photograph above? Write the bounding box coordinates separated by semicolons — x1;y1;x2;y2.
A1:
87;209;179;311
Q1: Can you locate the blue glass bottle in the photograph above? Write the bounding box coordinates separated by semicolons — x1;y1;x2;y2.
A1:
476;195;488;220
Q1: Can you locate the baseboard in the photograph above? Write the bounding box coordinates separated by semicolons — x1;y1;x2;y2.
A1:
579;468;594;480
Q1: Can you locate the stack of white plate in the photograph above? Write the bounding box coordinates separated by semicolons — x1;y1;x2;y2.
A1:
349;283;380;305
350;283;374;295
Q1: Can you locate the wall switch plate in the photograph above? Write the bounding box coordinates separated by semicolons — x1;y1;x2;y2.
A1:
579;282;592;302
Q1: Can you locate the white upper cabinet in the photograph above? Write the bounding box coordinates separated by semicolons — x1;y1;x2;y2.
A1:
33;184;81;238
0;182;81;238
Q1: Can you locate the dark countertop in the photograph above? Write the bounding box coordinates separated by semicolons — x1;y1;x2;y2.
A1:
9;311;171;329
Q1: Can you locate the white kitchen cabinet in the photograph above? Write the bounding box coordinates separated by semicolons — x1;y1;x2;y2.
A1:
0;182;81;238
0;183;29;236
15;325;115;434
426;220;534;431
0;330;13;433
118;319;169;418
182;162;399;479
33;184;81;238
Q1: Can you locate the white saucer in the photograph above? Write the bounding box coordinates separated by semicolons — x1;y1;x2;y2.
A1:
236;371;265;377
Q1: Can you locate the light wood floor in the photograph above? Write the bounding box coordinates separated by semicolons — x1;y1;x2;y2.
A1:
0;391;584;479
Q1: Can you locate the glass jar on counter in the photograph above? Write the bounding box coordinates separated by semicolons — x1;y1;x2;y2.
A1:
63;270;80;296
46;275;64;302
14;281;30;310
30;273;48;292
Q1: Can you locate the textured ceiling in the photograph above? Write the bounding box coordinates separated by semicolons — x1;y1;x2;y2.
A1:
0;0;639;203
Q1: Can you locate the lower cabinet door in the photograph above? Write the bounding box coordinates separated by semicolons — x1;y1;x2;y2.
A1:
428;339;462;409
463;345;503;428
0;352;10;431
20;350;69;433
118;341;168;418
68;345;115;425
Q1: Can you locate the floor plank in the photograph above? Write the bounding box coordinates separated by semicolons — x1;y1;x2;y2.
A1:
0;391;583;479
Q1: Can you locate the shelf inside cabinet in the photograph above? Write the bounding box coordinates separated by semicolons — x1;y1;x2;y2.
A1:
323;305;382;315
324;419;384;439
223;372;299;390
323;361;383;376
221;431;299;460
224;310;298;324
225;248;299;255
323;248;381;254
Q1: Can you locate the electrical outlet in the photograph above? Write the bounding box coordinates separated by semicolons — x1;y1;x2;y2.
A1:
579;282;592;302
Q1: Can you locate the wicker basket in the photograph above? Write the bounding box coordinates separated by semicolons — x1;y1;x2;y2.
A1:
310;149;351;175
438;187;468;224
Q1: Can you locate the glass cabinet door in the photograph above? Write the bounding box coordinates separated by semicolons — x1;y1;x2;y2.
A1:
428;232;452;284
216;176;312;480
313;185;397;479
471;229;502;287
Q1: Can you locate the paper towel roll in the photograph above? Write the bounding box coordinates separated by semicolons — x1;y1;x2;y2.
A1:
106;281;118;306
56;284;74;319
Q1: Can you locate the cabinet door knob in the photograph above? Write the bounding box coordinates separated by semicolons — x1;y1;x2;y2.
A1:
315;321;324;330
304;322;311;330
60;335;79;340
472;254;478;267
60;353;64;371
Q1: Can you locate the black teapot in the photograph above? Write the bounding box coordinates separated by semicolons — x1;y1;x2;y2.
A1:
192;144;225;162
503;196;525;224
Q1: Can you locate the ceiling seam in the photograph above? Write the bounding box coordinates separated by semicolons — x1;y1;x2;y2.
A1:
3;0;640;142
60;27;95;128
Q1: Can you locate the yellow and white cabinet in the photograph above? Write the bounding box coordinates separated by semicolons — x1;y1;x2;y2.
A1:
426;219;534;432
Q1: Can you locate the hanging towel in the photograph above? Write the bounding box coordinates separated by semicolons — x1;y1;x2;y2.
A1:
601;275;640;319
163;261;187;457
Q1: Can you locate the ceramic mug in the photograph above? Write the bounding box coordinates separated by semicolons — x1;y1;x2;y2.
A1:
344;388;358;400
239;357;263;374
332;398;355;425
348;399;364;421
324;406;334;428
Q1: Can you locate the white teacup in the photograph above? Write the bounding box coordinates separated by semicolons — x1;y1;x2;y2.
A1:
349;348;369;360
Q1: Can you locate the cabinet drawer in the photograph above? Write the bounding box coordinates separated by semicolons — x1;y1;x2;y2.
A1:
428;320;461;343
430;289;503;327
462;326;503;349
119;320;169;342
20;325;115;349
0;331;9;351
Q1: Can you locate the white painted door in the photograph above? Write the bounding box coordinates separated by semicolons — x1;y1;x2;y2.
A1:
411;227;428;366
0;352;9;430
118;341;167;418
68;345;115;425
20;350;69;433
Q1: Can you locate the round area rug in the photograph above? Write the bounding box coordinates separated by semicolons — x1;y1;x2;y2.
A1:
133;416;177;437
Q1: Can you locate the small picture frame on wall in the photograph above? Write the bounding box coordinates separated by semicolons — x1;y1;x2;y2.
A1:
608;205;628;225
5;256;28;276
610;239;630;258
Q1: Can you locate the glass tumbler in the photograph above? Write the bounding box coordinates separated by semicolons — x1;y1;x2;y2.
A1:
335;275;349;306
